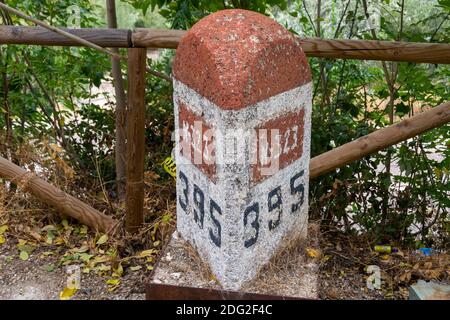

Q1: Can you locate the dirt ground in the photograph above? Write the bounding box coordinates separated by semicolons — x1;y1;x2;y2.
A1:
0;239;146;300
1;218;447;300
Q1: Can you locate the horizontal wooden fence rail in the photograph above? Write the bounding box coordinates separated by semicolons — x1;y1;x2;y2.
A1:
1;26;449;64
297;38;450;64
309;101;450;179
133;29;450;64
0;26;132;47
0;156;118;233
132;28;186;49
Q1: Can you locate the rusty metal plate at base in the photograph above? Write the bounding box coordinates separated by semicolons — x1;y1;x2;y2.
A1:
146;283;310;300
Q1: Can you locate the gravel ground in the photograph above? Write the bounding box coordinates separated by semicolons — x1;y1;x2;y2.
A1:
0;230;378;300
0;241;146;300
2;226;443;300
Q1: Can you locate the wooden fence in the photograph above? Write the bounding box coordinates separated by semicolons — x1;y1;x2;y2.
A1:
1;26;450;64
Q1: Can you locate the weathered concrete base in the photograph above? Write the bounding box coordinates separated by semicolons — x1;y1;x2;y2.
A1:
148;224;320;299
409;280;450;300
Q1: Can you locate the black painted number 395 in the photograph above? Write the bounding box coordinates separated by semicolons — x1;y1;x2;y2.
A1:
243;170;305;248
178;170;305;249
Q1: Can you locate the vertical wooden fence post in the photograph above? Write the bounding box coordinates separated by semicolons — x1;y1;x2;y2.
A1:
126;48;147;233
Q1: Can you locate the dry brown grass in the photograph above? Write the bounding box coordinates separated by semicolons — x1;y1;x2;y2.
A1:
0;142;177;293
241;222;320;297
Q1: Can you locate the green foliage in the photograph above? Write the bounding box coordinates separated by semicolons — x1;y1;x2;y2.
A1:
0;0;112;178
289;0;449;247
124;0;288;28
145;55;174;150
91;0;167;28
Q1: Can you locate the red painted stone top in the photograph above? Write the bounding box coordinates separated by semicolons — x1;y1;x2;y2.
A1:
173;9;312;110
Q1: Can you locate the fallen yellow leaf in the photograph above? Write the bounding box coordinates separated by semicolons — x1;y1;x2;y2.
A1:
96;264;111;272
0;225;8;235
106;278;120;292
19;251;29;261
75;246;90;253
106;278;120;285
79;253;93;262
138;249;156;258
61;219;69;229
96;234;108;245
381;254;390;261
79;226;88;235
82;267;91;274
306;248;321;259
130;266;142;271
59;287;77;300
91;256;110;267
113;263;123;277
54;236;65;245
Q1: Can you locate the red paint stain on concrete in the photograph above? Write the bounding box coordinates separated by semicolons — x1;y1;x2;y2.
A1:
173;9;311;110
179;101;217;181
251;109;305;184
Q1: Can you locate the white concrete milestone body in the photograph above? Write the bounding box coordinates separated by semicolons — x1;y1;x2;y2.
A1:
172;9;313;290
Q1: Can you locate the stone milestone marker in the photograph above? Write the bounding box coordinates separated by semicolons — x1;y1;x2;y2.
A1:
172;9;312;290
